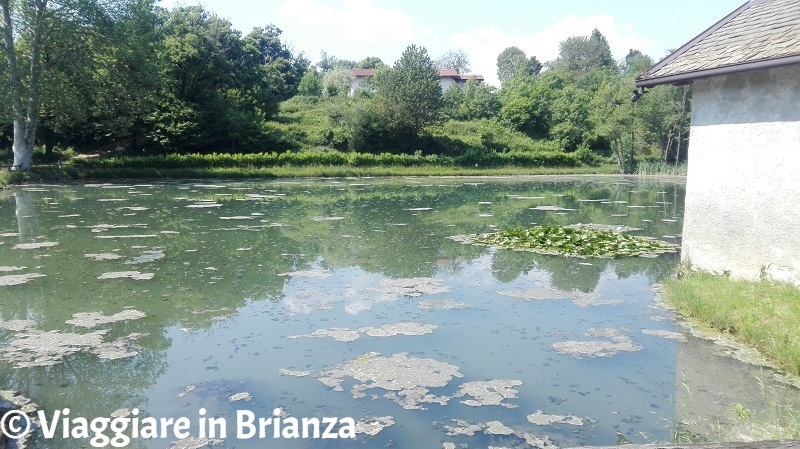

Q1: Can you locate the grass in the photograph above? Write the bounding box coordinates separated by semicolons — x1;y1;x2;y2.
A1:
635;160;688;176
663;271;800;377
1;163;622;185
663;270;800;442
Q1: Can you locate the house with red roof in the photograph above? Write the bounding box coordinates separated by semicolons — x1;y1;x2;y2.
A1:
349;69;484;96
636;0;800;284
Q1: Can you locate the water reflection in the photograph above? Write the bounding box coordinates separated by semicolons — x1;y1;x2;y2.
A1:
14;191;39;242
0;177;790;448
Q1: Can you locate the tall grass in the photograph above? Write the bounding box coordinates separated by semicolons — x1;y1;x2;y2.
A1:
635;160;687;176
663;271;800;376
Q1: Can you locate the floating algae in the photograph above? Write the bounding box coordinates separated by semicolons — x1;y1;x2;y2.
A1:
168;437;224;449
84;253;122;261
178;385;196;397
278;270;333;279
311;216;346;221
98;271;155;280
289;323;437;342
0;328;146;368
95;234;158;239
65;309;146;328
0;320;36;331
125;249;165;264
312;352;463;410
13;242;58;250
527;410;586;426
368;277;451;297
361;322;437;337
0;266;25;272
497;288;592;302
552;328;643;359
289;328;361;343
452;225;677;259
531;206;575;212
444;419;557;448
641;328;686;342
485;421;515;435
0;273;46;286
417;298;471;310
355;416;395;436
278;369;312;377
228;392;252;402
455;379;522;408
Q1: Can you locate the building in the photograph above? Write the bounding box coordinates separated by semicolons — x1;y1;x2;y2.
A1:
349;69;484;96
636;0;800;285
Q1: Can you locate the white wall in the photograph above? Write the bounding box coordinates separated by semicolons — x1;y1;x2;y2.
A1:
682;65;800;285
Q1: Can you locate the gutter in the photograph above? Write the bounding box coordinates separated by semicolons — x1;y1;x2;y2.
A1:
636;54;800;88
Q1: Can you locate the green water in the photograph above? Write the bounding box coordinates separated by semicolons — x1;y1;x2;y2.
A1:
0;176;779;448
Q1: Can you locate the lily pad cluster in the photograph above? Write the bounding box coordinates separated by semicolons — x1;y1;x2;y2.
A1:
458;225;677;258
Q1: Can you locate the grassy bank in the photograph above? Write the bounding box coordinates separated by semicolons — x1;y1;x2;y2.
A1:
663;271;800;376
663;271;800;441
1;162;622;186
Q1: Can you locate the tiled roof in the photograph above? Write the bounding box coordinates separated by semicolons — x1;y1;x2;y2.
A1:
637;0;800;87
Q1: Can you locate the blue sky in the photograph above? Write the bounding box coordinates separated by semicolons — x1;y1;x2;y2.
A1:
160;0;745;86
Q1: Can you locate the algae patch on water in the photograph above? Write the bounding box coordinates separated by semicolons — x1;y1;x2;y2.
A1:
452;225;677;258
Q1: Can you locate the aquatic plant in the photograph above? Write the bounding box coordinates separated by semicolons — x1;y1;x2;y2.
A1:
455;225;677;258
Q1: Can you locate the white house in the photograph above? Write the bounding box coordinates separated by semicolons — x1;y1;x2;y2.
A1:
636;0;800;285
349;69;484;96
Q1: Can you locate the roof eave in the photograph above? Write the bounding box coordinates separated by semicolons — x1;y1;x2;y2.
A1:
636;54;800;88
640;1;752;81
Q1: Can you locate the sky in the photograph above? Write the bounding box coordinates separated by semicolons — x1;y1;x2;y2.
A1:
158;0;746;86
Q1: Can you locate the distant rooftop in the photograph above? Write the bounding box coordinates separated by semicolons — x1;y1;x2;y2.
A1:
637;0;800;87
352;69;484;82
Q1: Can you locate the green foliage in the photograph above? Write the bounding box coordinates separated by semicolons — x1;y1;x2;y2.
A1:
663;271;800;376
322;68;355;97
634;160;687;175
298;70;322;96
356;57;386;70
554;28;616;73
496;46;542;85
462;225;677;258
373;44;443;142
442;80;500;121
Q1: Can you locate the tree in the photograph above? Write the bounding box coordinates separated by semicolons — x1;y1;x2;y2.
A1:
496;46;541;85
437;50;470;74
321;67;354;97
357;56;385;70
373;44;442;142
621;49;653;77
555;28;616;73
443;79;499;121
0;0;138;169
298;68;322;96
242;25;309;102
147;7;303;153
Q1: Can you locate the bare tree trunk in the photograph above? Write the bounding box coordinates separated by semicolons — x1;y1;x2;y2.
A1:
1;0;47;171
614;137;626;174
663;132;672;162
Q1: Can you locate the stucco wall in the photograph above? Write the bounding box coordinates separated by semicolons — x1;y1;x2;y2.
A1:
683;64;800;285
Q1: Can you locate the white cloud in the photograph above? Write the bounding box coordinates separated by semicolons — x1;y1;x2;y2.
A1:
278;0;414;46
452;15;655;87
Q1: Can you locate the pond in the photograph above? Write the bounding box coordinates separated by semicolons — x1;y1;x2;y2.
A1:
0;176;793;449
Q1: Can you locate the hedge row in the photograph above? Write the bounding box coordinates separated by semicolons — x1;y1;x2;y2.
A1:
71;150;582;170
